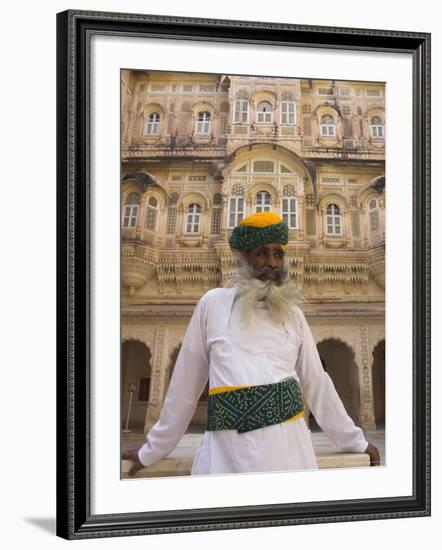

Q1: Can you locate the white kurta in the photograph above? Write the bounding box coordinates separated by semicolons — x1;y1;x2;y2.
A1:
137;287;368;475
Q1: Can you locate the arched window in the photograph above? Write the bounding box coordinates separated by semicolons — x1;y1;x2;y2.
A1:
122;192;140;228
228;196;245;228
368;197;381;233
257;101;272;123
370;116;384;138
234;100;249;123
196;111;211;135
255;191;272;212
326;203;342;235
185;203;201;233
145;196;159;230
320;114;336;136
145;112;160;135
282;197;298;229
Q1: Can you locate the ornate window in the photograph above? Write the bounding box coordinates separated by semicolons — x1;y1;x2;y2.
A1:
122;192;140;228
198;84;216;93
196;111;211;135
231;184;245;195
253;160;274;173
280;102;296;125
166;193;179;234
325;203;342;235
282;197;298;229
257;101;272;123
369;198;381;233
149;83;167;93
351;211;361;237
211;193;222;234
228;196;245;228
144;112;160;135
211;207;221;234
320;114;336;136
370;116;384;138
145;196;158;230
233;100;249;123
343;119;353;138
185;203;202;234
255;191;272;212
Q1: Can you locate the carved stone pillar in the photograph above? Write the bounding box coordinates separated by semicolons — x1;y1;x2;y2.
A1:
343;266;352;295
379;196;386;241
202;205;210;241
221;194;229;237
168;113;178;136
344;208;352;243
144;325;167;433
318;206;324;246
297;197;305;238
245;196;253;218
356;324;377;432
361;207;369;248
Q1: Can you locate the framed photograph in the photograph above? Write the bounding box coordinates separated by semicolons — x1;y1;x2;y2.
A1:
56;9;431;539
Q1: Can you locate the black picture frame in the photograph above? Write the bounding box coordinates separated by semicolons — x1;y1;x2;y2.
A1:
56;9;431;540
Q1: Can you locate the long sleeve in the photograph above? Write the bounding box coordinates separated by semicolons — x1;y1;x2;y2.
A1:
138;294;210;467
294;307;368;453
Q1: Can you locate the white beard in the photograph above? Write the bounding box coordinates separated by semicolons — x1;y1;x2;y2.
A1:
227;254;302;327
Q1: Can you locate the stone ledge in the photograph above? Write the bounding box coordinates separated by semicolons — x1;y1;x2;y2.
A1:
121;452;370;479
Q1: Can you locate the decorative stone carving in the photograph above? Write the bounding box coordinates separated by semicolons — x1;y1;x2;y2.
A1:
369;252;385;289
144;325;167;432
358;325;377;431
324;240;348;249
121;325;155;347
122;243;156;295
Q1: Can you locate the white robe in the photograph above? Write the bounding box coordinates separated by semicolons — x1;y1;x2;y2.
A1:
137;287;368;475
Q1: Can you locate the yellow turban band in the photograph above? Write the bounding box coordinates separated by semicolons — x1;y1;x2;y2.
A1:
239;212;283;228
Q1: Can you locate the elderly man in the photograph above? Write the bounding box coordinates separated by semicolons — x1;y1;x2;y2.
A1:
123;212;380;476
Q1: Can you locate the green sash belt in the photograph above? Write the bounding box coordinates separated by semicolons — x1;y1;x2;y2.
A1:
206;378;304;433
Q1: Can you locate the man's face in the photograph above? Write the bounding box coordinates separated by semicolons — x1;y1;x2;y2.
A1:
242;243;285;283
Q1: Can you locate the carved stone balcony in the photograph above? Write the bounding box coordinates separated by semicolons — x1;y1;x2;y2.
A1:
121;243;155;295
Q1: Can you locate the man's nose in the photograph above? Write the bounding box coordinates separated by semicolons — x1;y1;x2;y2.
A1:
266;256;278;268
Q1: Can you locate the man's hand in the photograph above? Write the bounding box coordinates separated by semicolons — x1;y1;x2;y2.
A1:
365;442;381;466
122;448;145;477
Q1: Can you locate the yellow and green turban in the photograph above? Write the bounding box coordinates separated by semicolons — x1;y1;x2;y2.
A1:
229;212;288;252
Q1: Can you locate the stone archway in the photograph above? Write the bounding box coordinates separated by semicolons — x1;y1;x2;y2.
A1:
167;343;208;433
372;339;385;429
121;340;152;432
314;338;361;429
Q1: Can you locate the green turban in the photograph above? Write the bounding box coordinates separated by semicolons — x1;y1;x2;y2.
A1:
229;212;288;252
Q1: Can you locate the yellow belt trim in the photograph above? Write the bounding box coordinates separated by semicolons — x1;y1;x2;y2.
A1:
208;384;252;395
282;411;304;423
208;385;305;424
